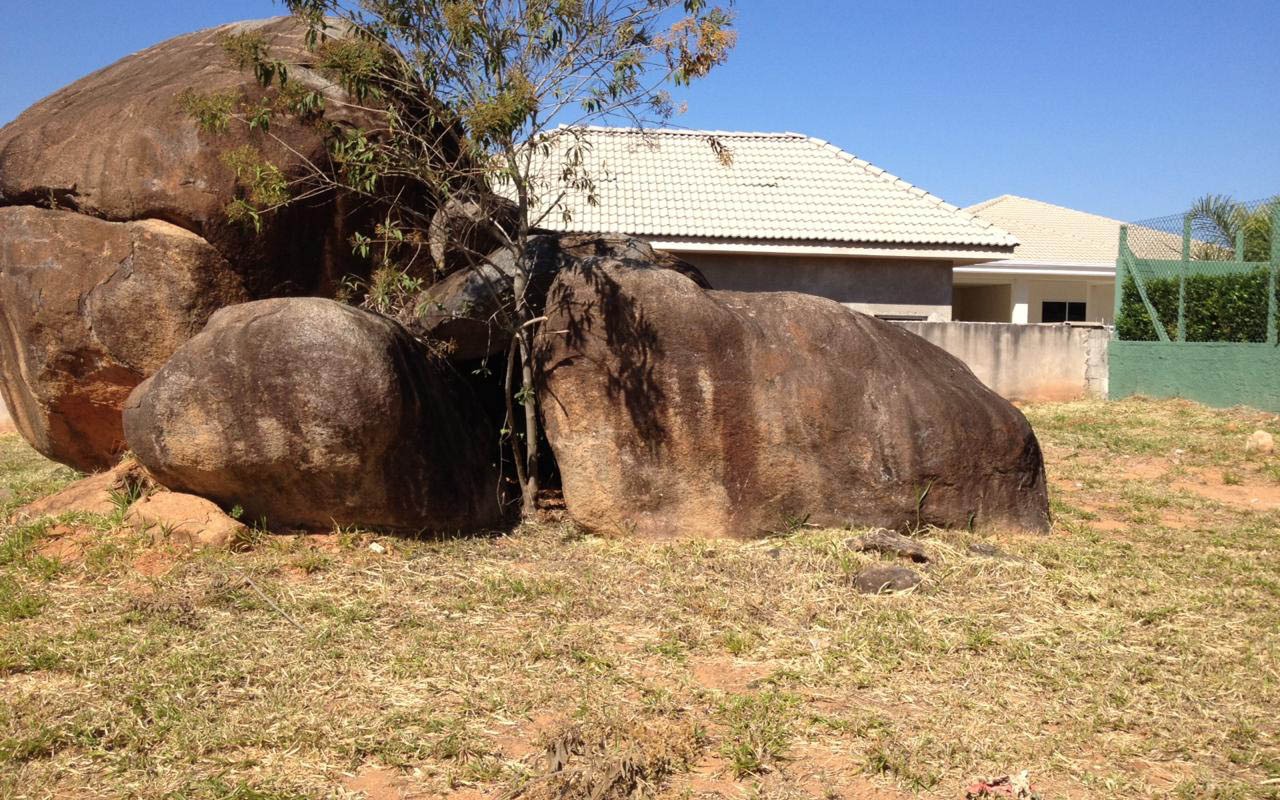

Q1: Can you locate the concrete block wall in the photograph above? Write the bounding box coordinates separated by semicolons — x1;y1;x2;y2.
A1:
896;321;1110;403
685;253;955;321
1084;330;1110;399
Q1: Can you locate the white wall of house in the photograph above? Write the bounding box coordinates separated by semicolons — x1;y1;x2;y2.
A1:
680;253;954;320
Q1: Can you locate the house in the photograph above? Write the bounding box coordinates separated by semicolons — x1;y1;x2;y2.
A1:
957;195;1125;324
527;127;1017;321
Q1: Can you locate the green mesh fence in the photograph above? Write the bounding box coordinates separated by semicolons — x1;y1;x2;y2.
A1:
1115;196;1280;344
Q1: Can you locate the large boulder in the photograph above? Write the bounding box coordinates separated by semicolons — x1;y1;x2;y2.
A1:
0;208;249;470
0;18;390;469
408;234;710;361
122;298;503;532
0;17;373;296
536;257;1050;539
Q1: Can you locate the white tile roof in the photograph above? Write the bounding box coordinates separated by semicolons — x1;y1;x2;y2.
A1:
965;194;1131;264
521;127;1017;251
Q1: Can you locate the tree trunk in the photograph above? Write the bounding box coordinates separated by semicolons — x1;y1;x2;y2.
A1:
518;328;539;518
512;269;540;518
504;333;528;504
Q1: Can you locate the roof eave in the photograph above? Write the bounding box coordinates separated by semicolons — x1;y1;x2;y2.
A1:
648;237;1017;263
956;259;1116;277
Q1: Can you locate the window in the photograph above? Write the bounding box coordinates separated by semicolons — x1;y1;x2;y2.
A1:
1041;301;1086;323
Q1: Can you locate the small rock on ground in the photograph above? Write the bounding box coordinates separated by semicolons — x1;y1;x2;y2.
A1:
853;564;923;595
967;541;1016;560
126;491;246;549
851;528;930;562
1245;430;1275;456
17;460;150;520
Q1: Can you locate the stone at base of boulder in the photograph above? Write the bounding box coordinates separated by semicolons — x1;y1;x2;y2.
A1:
126;492;246;549
850;529;930;563
16;460;150;520
852;564;923;595
967;541;1018;561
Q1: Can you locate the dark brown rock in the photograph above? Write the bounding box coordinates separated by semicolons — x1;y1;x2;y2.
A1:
650;248;713;290
123;298;503;531
0;18;409;470
852;529;930;563
536;256;1050;539
0;208;249;470
428;194;521;273
0;17;373;297
406;242;549;361
852;565;923;595
409;233;709;361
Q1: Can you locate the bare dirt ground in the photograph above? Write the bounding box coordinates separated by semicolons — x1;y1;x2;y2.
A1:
1;397;1278;799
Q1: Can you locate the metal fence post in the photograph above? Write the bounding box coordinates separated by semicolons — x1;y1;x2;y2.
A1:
1179;217;1190;342
1269;206;1278;346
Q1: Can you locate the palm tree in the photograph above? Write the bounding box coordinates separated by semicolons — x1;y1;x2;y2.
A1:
1186;194;1276;261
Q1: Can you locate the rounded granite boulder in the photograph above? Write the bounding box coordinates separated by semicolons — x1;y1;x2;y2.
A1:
123;298;504;532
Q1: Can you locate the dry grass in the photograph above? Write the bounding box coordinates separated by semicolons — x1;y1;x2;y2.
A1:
1;397;1278;799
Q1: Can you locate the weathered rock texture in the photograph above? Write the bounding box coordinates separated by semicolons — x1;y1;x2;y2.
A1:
853;565;923;595
428;194;521;273
852;529;931;563
0;17;372;294
127;492;248;549
0;208;249;469
409;234;709;361
17;460;152;521
537;257;1050;539
1245;430;1275;456
123;298;502;531
0;18;386;469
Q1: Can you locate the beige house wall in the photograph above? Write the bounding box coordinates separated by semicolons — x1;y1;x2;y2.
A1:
953;284;1012;322
682;253;954;320
1087;283;1115;323
0;393;12;434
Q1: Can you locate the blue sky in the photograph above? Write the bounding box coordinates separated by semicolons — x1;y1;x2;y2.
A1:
3;0;1276;220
